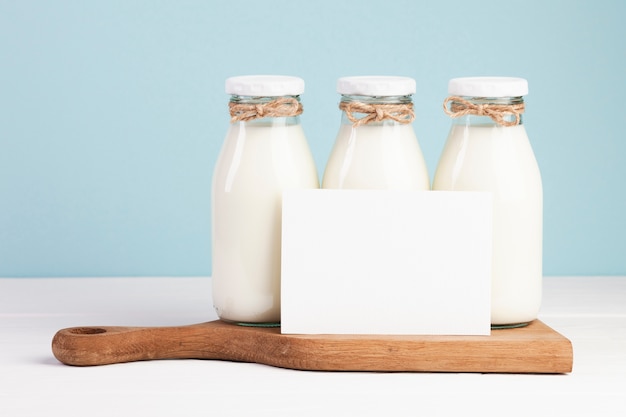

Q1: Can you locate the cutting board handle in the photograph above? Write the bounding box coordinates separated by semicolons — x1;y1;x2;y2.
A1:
52;321;255;366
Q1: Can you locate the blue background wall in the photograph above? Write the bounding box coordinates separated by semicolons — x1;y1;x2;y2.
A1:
1;0;624;277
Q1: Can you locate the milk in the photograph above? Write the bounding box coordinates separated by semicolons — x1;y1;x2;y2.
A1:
433;124;543;325
212;121;319;324
322;122;430;190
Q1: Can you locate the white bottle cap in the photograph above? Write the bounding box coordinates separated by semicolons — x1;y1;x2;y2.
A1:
448;77;528;97
225;75;305;96
337;76;416;96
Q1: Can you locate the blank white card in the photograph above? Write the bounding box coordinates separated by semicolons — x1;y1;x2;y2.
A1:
280;190;492;335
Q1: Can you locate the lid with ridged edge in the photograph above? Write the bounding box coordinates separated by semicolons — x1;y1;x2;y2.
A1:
448;77;528;97
337;76;416;96
226;75;304;96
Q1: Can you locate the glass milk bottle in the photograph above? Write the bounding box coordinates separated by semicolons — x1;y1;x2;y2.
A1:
432;77;543;328
212;75;319;326
322;76;430;190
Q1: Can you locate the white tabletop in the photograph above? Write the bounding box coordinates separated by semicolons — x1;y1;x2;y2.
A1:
1;276;625;416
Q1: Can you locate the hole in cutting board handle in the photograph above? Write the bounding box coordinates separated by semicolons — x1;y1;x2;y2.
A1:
68;327;107;335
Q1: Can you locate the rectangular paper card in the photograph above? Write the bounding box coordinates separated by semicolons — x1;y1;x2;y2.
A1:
280;190;492;335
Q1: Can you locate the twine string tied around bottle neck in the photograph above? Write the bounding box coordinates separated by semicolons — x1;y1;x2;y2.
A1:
339;101;415;127
443;96;525;127
229;97;303;122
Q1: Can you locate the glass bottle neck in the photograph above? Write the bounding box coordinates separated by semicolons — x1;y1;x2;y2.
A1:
340;94;413;105
229;95;301;126
339;94;413;126
449;96;525;127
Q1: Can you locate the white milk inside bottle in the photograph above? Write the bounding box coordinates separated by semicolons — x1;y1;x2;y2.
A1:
212;75;319;325
432;77;543;327
322;76;430;190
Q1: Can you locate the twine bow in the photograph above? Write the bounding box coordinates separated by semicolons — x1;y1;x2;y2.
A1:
229;97;303;122
339;101;415;127
443;96;525;127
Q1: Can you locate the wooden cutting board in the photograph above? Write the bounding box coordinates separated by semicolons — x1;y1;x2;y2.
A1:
52;319;573;373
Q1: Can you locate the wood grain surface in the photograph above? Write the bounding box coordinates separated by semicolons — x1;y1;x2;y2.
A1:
52;319;573;373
